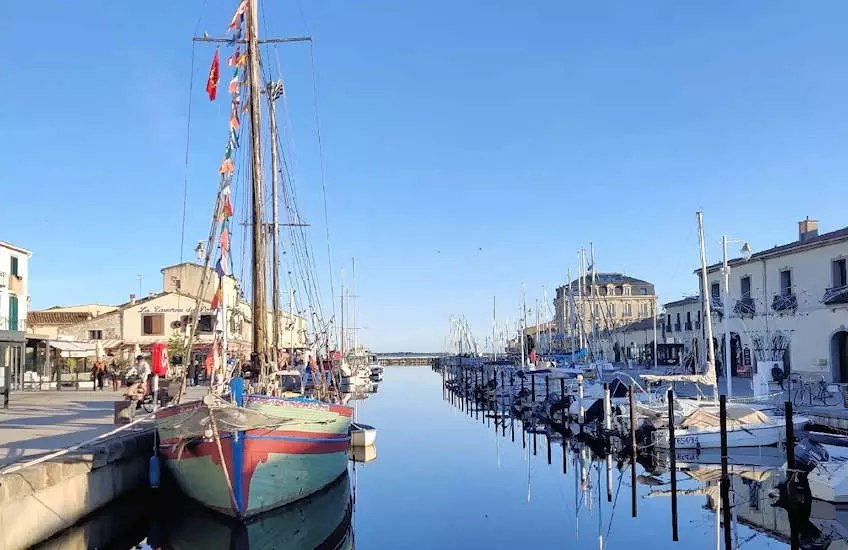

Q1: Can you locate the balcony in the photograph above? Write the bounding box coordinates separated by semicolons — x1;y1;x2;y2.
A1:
674;322;682;332
695;320;701;330
733;297;756;318
0;316;26;332
685;321;693;331
665;324;673;333
710;297;724;315
772;294;797;313
823;284;848;306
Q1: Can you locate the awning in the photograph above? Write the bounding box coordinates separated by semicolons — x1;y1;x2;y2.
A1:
49;340;98;358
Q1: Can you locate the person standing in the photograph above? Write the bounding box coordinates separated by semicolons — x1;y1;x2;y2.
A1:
109;360;119;391
135;355;151;394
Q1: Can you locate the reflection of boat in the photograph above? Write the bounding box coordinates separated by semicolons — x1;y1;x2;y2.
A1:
808;445;848;503
147;472;353;550
350;444;377;463
657;446;787;469
350;422;377;447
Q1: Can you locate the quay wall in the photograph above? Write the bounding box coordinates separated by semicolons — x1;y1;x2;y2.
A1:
0;427;153;550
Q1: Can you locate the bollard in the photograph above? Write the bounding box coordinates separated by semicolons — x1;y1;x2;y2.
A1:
720;395;732;550
629;385;638;517
668;389;678;542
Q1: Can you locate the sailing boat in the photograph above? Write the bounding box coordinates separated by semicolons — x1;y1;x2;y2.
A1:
156;0;352;519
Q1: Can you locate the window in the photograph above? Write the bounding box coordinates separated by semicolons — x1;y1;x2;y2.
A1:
197;314;216;333
142;314;165;335
741;276;751;298
8;295;18;331
780;270;792;296
609;304;616;317
639;303;648;315
710;282;720;299
640;288;648;295
88;330;103;340
10;256;18;277
667;314;671;327
686;311;691;323
833;259;847;288
624;303;632;316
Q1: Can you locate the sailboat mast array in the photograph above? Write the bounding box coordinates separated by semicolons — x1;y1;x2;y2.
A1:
268;79;283;364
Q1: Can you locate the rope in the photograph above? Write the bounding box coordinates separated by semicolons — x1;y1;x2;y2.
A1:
207;406;239;514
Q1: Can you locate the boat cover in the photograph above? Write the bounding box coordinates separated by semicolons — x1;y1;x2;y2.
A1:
682;406;773;430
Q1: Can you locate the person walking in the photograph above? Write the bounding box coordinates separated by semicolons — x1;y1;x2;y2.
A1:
109;360;119;391
93;359;106;391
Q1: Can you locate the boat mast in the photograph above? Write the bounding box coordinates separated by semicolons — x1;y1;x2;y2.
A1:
340;268;345;359
492;296;496;361
521;283;527;370
267;80;283;366
590;243;598;360
697;211;718;400
577;250;585;354
246;0;268;376
352;257;358;352
568;268;575;357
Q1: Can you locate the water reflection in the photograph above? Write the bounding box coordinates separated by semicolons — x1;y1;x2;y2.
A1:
141;472;353;550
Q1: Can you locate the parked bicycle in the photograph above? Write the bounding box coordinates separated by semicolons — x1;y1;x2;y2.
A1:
791;373;839;407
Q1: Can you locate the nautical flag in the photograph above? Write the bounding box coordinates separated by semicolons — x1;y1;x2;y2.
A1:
228;0;248;31
215;257;226;278
229;105;240;131
228;70;239;95
229;128;240;149
221;193;234;219
237;51;247;67
227;48;241;67
206;49;220;101
219;157;234;175
211;283;223;310
220;220;231;251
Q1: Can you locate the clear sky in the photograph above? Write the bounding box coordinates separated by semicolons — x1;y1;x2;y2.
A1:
2;1;847;352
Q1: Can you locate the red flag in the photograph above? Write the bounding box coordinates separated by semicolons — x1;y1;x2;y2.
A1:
206;49;220;101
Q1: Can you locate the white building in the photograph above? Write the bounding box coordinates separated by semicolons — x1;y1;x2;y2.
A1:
704;218;848;382
0;241;32;391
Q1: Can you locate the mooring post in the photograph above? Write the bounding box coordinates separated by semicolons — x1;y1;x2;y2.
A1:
720;395;732;550
531;374;536;402
533;431;537;456
545;376;550;400
785;400;795;472
668;388;678;542
629;385;638;517
562;439;568;474
546;435;552;465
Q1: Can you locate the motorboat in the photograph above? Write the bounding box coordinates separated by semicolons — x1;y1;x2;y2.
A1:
350;422;377;447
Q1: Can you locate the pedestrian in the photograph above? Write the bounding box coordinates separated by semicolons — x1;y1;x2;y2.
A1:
135;355;151;393
109;360;119;391
93;359;106;391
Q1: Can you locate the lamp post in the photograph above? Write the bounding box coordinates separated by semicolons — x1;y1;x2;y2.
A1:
721;236;752;398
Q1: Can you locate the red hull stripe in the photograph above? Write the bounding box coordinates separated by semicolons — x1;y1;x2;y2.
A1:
160;429;348;446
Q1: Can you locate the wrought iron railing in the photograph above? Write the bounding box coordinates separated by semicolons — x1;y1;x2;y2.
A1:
0;316;26;332
734;297;756;317
772;294;797;313
823;284;848;306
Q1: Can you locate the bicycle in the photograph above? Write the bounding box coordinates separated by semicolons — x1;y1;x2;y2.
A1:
792;374;840;407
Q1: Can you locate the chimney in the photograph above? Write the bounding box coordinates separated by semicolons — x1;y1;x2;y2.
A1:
799;216;819;243
129;293;136;304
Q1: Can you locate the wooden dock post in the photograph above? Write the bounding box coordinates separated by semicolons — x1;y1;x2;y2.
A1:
720;395;732;550
629;385;638;517
668;389;678;542
531;374;536;402
545;376;550;400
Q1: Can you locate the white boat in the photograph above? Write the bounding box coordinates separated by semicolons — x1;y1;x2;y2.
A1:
808;445;848;503
350;422;377;447
653;405;807;449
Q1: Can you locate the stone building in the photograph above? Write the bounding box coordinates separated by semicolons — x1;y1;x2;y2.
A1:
553;272;658;350
702;218;848;382
0;240;31;392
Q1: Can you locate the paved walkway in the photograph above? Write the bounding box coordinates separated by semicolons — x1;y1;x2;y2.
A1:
0;386;207;467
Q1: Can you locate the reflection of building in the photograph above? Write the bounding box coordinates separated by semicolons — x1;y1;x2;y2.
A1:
553;272;657;350
702;218;848;381
0;241;31;392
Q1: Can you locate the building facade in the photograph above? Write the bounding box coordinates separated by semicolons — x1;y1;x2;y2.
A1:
703;218;848;382
553;272;658;350
0;241;31;392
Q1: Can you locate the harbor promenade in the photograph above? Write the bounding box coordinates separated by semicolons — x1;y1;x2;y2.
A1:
0;386;206;468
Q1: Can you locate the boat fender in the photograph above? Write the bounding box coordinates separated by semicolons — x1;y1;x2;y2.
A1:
149;455;161;489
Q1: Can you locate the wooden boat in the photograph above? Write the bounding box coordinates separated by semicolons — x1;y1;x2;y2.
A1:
157;389;352;518
149;470;353;549
350;422;377;447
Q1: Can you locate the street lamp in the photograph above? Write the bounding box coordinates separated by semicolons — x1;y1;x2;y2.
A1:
195;241;205;261
721;235;753;398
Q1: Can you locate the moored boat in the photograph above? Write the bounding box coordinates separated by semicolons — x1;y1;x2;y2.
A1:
350;422;377;447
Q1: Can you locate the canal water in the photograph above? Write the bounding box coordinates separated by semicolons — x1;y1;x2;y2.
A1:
36;367;844;549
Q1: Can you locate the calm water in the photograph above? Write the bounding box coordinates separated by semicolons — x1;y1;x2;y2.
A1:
37;367;845;549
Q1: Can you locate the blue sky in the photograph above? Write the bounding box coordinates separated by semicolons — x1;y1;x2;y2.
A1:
2;1;847;351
